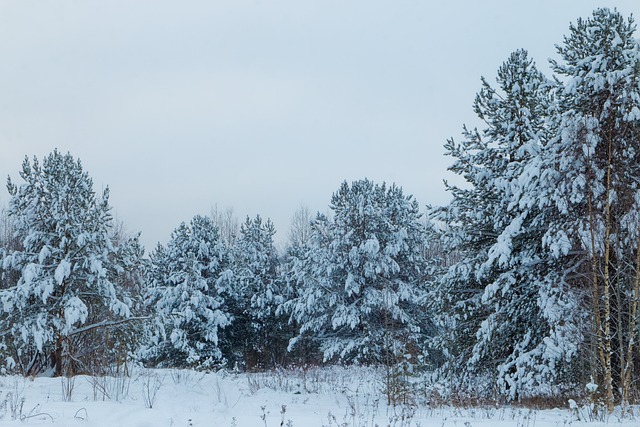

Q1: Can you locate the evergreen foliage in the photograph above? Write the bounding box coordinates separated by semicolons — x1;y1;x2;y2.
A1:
224;215;289;369
542;8;640;408
143;215;232;369
286;179;432;367
0;150;138;376
431;49;580;400
433;9;640;406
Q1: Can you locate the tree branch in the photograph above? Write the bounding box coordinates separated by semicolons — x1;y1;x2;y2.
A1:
66;316;149;337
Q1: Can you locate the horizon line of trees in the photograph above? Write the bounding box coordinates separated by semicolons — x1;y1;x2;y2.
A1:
2;7;640;411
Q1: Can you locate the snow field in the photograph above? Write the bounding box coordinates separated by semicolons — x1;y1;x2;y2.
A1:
0;366;638;426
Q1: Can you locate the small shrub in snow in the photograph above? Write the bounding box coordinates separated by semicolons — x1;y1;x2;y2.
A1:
60;375;76;402
0;378;25;420
86;369;131;402
169;368;205;389
140;369;163;409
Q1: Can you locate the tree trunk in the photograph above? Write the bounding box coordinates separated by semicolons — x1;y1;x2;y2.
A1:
586;142;606;395
54;335;64;377
622;237;640;409
602;133;614;413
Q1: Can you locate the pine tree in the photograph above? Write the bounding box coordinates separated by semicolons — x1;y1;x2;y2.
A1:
432;50;584;400
286;179;432;377
279;206;322;367
435;9;640;405
0;150;136;376
541;8;640;409
143;215;232;369
224;215;288;369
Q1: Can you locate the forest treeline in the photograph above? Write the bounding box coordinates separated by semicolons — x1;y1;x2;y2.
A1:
2;8;640;411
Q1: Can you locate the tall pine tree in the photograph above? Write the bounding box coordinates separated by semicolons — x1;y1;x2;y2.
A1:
143;215;232;369
540;8;640;409
286;179;432;373
224;215;288;369
432;50;583;400
0;150;136;376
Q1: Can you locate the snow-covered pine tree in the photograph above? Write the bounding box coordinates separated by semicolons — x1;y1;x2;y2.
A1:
286;179;432;375
281;206;314;313
279;206;322;367
432;49;584;400
541;8;640;409
224;215;288;369
0;150;135;376
143;215;232;369
88;227;146;374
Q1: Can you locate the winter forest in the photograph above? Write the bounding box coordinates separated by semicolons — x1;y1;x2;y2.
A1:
3;7;640;419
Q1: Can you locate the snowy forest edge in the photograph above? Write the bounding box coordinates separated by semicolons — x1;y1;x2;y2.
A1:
2;7;640;417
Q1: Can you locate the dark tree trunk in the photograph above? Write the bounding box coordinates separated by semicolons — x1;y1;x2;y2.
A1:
54;336;64;377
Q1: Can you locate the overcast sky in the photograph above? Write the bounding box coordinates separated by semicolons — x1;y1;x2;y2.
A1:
1;1;639;251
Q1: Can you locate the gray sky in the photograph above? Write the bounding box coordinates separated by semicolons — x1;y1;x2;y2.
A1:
1;1;639;251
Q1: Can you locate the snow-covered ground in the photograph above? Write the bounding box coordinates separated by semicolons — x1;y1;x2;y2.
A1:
0;367;636;426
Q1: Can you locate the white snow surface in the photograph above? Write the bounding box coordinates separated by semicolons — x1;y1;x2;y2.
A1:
0;366;637;427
